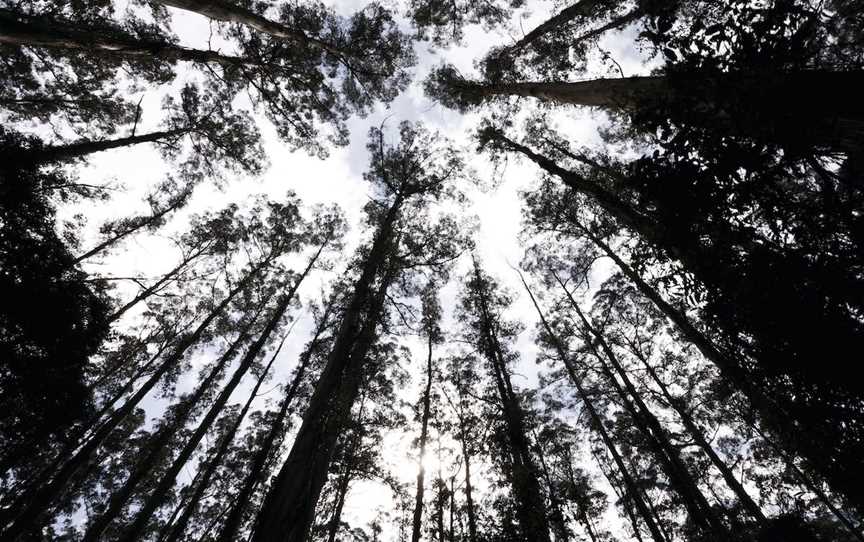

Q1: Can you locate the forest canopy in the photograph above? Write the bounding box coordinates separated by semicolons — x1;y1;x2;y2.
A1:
1;0;862;541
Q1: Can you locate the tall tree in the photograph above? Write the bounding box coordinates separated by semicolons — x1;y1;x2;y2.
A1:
457;260;552;542
252;122;471;542
411;282;443;542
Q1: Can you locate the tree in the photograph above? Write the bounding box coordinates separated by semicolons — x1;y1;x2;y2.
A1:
456;260;552;542
0;129;110;476
1;195;318;539
411;282;443;542
252;122;472;542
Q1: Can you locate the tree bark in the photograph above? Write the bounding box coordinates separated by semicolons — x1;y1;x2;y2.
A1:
251;196;403;542
518;269;666;542
18;129;186;167
0;257;271;540
0;10;260;68
411;332;435;542
215;300;335;542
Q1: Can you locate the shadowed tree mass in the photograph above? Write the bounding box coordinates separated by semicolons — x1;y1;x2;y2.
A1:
0;0;862;541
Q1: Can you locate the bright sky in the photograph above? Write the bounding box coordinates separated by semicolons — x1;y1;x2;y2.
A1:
61;1;658;538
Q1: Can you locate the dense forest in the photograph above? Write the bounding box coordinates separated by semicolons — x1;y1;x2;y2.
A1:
1;0;862;540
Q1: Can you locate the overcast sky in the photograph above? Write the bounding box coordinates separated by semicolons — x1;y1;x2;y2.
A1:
58;1;657;538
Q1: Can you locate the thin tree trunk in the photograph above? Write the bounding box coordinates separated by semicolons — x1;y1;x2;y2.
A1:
19;129;186;167
116;243;327;542
554;272;728;539
627;339;768;526
252;198;403;542
81;303;268;542
0;257;271;540
532;428;570;542
0;10;261;68
161;330;290;542
108;245;207;323
411;333;435;542
518;269;667;542
484;130;660;242
153;0;349;59
471;263;552;542
72;187;192;266
325;465;353;542
215;300;335;542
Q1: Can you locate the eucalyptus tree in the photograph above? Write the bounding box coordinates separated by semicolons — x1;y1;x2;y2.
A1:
1;195;329;540
252;122;472;542
440;354;485;542
0;128;110;480
456;260;552;542
1;0;414;157
410;282;444;542
406;0;525;46
79;206;346;542
515;158;864;516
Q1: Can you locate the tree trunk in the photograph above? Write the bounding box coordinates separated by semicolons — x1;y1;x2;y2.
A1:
153;0;348;59
0;257;271;540
19;129;186;167
484;130;661;243
519;270;667;542
72;186;192;266
81;299;272;542
251;197;403;542
504;0;643;56
471;72;864;128
326;464;353;542
532;429;570;542
108;245;207;323
215;300;335;542
411;333;435;542
555;273;729;539
118;242;327;541
0;10;259;68
628;340;768;526
470;263;552;542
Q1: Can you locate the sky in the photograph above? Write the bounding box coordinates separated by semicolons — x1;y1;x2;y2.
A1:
59;0;658;538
